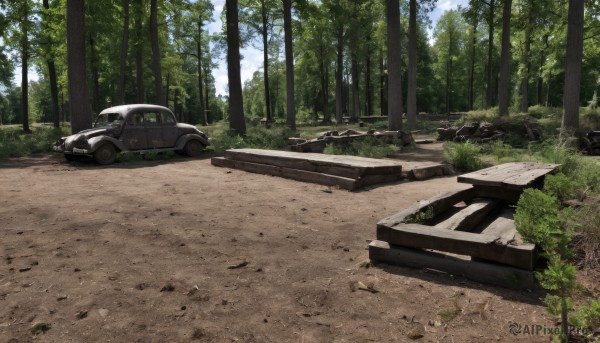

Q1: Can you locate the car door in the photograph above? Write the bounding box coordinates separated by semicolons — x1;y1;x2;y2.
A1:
119;112;148;150
144;112;165;148
161;110;179;148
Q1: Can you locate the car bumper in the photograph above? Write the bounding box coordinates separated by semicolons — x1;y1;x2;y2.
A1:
52;144;90;155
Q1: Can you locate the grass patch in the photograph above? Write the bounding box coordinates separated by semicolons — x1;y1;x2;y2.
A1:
0;125;70;158
444;141;484;172
208;124;295;153
323;136;398;158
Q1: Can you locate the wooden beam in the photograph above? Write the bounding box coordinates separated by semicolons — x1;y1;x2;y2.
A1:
211;157;359;190
434;198;498;231
376;223;536;270
457;162;560;190
377;188;475;228
368;240;534;289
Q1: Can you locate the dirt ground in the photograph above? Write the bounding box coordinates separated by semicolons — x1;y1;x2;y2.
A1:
0;147;561;342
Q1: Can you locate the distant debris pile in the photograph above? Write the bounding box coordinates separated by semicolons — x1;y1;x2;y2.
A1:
580;131;600;155
437;117;543;144
287;129;414;153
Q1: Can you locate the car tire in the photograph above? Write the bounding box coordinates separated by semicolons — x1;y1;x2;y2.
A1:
184;139;204;157
93;143;117;165
64;154;82;162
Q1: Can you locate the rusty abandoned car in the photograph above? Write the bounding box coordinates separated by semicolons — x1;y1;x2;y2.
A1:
53;104;209;164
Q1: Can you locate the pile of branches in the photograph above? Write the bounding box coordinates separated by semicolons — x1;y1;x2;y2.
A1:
437;117;543;144
287;129;414;153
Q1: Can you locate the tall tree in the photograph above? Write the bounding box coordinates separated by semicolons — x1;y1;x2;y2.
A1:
20;0;31;132
562;0;584;131
386;0;402;130
518;0;532;113
283;0;295;130
67;0;92;133
117;0;130;104
134;0;145;103
497;0;512;116
149;0;165;105
407;0;417;130
42;0;60;128
226;0;246;134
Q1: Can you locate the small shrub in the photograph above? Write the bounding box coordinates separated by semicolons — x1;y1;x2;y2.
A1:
444;141;483;172
571;300;600;332
544;173;577;202
324;136;398;159
210;130;246;153
0;126;69;158
514;189;569;256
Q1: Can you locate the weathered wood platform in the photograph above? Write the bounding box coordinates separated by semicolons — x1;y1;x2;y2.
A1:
212;149;452;190
370;162;559;289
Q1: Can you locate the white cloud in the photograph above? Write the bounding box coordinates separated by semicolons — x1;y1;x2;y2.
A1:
438;0;459;11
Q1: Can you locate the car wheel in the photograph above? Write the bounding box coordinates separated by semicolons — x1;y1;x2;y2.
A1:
93;143;117;165
64;154;82;162
184;139;204;157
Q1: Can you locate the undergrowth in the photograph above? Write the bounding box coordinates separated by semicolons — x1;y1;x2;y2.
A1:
0;126;69;158
323;136;399;158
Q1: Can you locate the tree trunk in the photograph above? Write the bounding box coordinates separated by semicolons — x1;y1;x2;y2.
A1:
335;25;344;124
283;0;295;130
89;36;100;113
562;0;584;131
118;0;130;105
386;0;403;130
365;38;372;117
150;0;165;105
406;0;417;129
260;0;272;122
43;0;60;128
197;18;206;125
67;0;92;133
520;6;531;114
467;19;477;111
485;0;495;109
380;50;387;116
204;62;210;123
497;0;512;117
135;0;145;103
226;0;246;134
446;39;452;115
319;46;330;122
351;54;360;122
21;6;30;133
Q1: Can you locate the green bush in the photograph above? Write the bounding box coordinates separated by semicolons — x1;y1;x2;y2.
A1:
324;136;398;158
0;126;69;158
514;189;569;256
444;141;483;172
544;173;577;202
209;125;293;153
571;300;600;332
528;106;562;120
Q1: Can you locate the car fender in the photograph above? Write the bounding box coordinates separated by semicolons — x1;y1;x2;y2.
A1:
176;134;209;150
88;136;127;153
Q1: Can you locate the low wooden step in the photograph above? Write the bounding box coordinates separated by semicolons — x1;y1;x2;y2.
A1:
224;148;403;179
211;157;359;190
368;240;534;289
376;223;536;270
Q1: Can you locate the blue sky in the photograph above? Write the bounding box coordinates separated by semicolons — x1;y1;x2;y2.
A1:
12;0;469;97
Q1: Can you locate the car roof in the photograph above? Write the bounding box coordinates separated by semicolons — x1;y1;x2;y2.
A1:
99;104;173;116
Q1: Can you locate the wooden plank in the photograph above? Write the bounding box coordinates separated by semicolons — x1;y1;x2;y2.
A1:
211;157;359;190
479;209;521;245
434;198;498;231
458;162;559;190
377;188;475;228
368;240;534;289
376;223;536;270
359;174;401;187
473;185;522;203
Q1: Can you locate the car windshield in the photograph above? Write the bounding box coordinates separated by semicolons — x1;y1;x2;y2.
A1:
94;112;124;128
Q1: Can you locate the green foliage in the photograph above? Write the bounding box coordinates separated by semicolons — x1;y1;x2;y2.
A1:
0;125;68;158
543;173;577;202
527;106;563;120
323;136;398;158
443;141;483;171
515;189;570;256
571;300;600;331
404;206;434;224
210;125;293;153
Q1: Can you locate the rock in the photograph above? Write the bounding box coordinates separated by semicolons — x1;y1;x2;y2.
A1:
160;283;175;292
407;324;425;340
76;310;88;319
98;309;109;317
